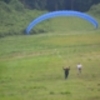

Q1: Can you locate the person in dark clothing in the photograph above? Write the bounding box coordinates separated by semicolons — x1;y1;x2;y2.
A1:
63;66;70;79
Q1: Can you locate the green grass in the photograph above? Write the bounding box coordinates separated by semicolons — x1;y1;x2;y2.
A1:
0;2;100;99
0;30;100;100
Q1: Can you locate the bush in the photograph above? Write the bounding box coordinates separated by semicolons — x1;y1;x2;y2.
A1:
0;1;12;13
89;3;100;16
9;0;25;12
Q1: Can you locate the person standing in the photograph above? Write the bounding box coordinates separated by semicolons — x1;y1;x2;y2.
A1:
63;66;70;79
77;63;82;74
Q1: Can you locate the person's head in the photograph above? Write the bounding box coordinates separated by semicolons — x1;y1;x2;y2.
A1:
66;66;70;70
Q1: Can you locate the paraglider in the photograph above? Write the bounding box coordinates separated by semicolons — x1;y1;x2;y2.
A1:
26;10;98;34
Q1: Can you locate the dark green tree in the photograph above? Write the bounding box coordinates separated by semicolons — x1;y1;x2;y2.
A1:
2;0;100;11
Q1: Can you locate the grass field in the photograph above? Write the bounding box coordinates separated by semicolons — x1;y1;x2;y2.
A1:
0;17;100;100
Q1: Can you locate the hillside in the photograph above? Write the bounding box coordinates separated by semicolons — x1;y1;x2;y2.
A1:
0;1;100;100
0;0;100;37
0;30;100;100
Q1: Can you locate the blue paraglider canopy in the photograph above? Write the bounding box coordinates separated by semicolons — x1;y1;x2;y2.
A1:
26;10;98;34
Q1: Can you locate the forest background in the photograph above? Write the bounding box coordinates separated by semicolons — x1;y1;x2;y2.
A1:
0;0;100;37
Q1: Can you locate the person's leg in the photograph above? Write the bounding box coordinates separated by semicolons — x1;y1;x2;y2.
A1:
65;72;68;79
78;68;81;75
79;68;81;74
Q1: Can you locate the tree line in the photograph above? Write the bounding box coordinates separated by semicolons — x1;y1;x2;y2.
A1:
3;0;100;12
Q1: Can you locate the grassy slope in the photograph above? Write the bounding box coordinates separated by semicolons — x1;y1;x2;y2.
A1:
0;29;100;100
0;2;100;99
0;1;100;36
